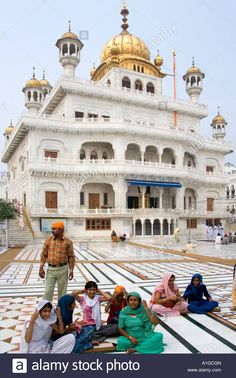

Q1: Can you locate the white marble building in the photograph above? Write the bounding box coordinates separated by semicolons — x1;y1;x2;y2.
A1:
1;5;233;240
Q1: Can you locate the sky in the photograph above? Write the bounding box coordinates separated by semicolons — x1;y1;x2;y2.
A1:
0;0;236;170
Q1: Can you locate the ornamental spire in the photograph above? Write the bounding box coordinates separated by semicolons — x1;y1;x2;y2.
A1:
121;0;129;33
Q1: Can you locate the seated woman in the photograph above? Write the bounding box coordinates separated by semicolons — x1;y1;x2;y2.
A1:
106;285;127;324
117;292;164;354
72;281;116;345
215;233;222;244
111;230;119;242
150;273;188;316
183;273;220;314
53;294;97;353
20;300;75;353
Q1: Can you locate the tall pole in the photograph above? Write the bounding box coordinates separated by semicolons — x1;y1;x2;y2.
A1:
173;51;177;128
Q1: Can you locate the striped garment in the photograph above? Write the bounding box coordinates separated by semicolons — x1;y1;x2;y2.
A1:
40;235;75;270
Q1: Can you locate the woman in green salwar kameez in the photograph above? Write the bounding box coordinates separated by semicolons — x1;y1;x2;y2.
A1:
117;292;164;354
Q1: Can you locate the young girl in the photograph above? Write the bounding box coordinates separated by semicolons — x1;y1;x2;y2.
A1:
72;281;116;345
20;300;75;353
184;274;220;314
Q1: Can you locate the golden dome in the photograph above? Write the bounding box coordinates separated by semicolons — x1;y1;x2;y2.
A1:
187;65;202;74
40;71;52;87
4;121;14;135
23;68;42;90
101;32;150;63
24;77;42;89
154;52;163;67
212;114;226;124
61;31;78;40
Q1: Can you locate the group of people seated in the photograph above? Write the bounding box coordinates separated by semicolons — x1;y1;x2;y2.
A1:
20;273;221;354
111;230;126;242
215;232;236;244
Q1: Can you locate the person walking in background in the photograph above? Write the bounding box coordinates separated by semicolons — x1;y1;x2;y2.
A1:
173;227;180;243
39;221;75;302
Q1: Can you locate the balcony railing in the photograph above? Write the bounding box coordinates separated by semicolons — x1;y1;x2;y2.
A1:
30;207;179;217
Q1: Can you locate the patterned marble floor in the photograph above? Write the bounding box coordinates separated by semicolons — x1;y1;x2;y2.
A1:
0;241;235;354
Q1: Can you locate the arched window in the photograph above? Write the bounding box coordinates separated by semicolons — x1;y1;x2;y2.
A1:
122;77;131;89
191;76;196;86
27;91;31;101
107;79;111;87
69;44;76;55
133;65;136;71
62;44;68;55
137;66;140;72
135;80;143;91
141;67;144;73
33;91;38;101
90;151;98;160
197;76;201;86
146;82;155;94
80;149;86;160
102;152;108;160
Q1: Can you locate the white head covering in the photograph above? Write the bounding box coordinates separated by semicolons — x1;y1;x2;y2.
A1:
81;295;101;330
20;300;57;353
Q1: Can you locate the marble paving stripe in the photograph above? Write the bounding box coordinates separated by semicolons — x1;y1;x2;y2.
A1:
22;265;33;285
206;313;236;331
156;316;200;354
79;263;102;283
188;314;236;344
103;263;136;283
184;315;236;351
90;264;116;285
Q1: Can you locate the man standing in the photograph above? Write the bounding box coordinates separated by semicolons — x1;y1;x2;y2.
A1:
39;221;75;301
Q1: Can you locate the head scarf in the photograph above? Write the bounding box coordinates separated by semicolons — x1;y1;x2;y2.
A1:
51;221;64;229
184;273;204;301
149;273;177;306
20;300;57;353
120;292;154;337
58;295;75;326
114;285;125;295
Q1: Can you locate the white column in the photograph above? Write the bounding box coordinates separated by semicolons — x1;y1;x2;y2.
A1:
141;220;144;237
168;219;171;235
151;219;154;236
160;219;163;235
159;189;163;209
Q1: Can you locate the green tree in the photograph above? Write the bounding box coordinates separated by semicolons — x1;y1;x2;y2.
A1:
0;199;20;248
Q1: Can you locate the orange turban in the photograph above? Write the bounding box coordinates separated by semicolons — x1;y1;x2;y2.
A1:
51;221;64;229
114;285;125;295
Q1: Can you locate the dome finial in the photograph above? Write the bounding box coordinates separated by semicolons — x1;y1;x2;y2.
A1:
68;20;71;32
217;106;220;115
121;0;129;33
10;118;13;126
43;70;45;79
192;57;195;66
32;66;35;78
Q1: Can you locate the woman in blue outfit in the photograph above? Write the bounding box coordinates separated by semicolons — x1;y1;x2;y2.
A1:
183;274;220;314
53;294;96;353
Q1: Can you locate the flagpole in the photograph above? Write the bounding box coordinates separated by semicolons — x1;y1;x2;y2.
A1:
173;51;177;128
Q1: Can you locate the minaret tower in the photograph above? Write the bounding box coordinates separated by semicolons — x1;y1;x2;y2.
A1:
3;119;14;143
211;107;227;140
22;67;43;112
183;58;205;103
56;21;84;78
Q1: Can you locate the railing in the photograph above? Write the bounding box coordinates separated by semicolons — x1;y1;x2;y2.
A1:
29;207;179;217
22;206;35;239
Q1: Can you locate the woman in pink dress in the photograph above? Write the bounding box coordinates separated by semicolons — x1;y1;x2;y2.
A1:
150;273;188;316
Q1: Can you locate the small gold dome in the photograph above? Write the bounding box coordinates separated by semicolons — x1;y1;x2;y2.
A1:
101;33;150;63
24;77;42;89
187;65;202;74
4;121;14;135
212;114;226;124
61;31;78;40
90;63;96;77
154;53;163;67
40;71;52;87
